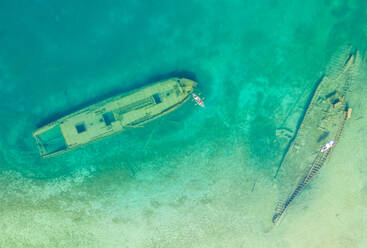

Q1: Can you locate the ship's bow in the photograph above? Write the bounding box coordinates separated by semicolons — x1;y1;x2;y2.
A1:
179;78;197;95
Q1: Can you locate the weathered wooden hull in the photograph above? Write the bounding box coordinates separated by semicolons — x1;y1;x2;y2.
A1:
33;78;197;158
273;48;361;225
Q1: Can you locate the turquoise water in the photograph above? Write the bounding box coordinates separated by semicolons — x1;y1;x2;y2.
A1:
1;0;367;247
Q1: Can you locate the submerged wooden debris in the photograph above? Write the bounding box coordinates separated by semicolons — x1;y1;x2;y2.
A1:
273;108;350;224
273;48;360;225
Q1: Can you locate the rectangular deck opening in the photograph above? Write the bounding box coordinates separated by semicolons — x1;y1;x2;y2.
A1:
103;112;116;126
153;93;162;104
75;123;86;133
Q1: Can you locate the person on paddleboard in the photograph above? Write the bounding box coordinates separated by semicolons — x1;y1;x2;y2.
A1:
320;140;335;152
192;93;205;107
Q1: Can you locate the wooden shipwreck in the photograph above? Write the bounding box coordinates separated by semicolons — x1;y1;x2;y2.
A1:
33;78;197;158
273;48;361;225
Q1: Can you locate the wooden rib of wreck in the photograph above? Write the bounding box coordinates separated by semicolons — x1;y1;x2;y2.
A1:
33;78;197;158
273;48;361;225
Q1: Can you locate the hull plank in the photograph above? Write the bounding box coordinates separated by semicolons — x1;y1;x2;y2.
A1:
33;78;197;158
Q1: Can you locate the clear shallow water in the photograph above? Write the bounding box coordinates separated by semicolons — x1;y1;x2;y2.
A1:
0;0;367;247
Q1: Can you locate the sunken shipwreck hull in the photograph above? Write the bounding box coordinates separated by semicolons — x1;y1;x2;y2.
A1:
33;78;197;158
273;48;361;225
